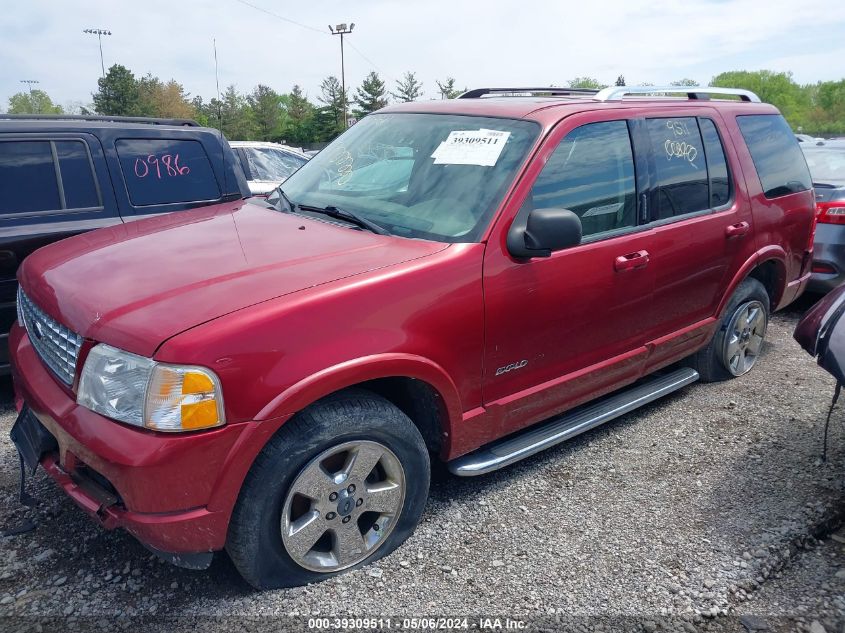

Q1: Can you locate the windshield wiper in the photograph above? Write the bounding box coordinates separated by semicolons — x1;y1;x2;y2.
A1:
296;204;390;236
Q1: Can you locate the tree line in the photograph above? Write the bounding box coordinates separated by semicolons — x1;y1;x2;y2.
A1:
4;66;845;143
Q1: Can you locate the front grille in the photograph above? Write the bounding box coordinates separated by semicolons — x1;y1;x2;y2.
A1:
17;287;83;385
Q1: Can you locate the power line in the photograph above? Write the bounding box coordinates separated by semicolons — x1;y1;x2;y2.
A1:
233;0;328;35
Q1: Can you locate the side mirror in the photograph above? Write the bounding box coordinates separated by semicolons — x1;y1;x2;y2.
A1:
507;208;582;258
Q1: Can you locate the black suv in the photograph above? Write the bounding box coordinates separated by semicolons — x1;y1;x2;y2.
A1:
0;114;249;373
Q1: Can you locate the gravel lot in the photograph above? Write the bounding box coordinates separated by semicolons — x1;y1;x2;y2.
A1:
0;296;843;632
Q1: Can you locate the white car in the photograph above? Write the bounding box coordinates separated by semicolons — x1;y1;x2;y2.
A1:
229;141;310;196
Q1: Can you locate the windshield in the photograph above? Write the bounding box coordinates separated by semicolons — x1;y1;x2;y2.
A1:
802;148;845;183
281;113;539;242
244;147;307;182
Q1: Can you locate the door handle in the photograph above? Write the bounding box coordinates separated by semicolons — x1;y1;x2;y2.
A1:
725;221;750;238
614;250;650;272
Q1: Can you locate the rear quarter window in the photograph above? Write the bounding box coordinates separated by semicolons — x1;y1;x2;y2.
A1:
737;114;811;198
0;141;61;214
116;138;221;207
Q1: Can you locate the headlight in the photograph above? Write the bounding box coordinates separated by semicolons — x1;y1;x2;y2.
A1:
77;344;225;432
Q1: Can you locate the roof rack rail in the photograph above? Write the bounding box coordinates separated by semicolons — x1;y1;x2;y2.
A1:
593;86;761;103
459;87;599;99
0;113;200;126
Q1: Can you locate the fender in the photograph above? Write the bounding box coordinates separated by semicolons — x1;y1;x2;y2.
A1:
717;246;787;317
205;353;463;516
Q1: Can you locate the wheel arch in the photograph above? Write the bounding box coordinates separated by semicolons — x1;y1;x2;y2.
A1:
718;248;788;317
206;354;459;517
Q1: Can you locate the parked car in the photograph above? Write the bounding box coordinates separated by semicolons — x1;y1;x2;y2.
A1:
10;86;815;588
0;114;249;376
800;140;845;292
230;141;309;196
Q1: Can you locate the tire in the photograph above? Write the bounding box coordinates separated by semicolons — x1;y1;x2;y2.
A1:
690;277;770;383
226;389;430;589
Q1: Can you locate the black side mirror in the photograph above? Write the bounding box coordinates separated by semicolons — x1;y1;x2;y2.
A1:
507;208;582;258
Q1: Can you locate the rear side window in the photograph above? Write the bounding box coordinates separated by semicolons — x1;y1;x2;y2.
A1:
646;117;709;219
116;139;221;207
55;141;100;209
699;119;731;207
531;120;637;238
0;141;61;214
737;114;811;198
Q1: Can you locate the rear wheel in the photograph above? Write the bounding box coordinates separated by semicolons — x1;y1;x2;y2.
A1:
690;277;770;382
227;390;430;589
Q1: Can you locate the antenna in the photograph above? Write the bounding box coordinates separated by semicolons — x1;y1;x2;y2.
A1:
212;38;233;200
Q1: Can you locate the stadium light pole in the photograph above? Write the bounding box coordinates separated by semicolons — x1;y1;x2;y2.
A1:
328;23;354;129
20;80;40;113
83;28;112;79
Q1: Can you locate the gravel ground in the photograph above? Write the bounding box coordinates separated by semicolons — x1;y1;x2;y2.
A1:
0;296;843;632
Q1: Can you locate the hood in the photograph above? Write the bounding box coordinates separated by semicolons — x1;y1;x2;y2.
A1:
20;200;447;357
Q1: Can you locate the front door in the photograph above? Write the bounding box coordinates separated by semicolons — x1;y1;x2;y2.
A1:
482;113;656;438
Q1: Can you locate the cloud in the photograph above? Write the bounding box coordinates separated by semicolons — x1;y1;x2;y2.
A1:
0;0;842;109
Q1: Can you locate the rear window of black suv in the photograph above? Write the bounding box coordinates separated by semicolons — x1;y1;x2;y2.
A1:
737;114;811;199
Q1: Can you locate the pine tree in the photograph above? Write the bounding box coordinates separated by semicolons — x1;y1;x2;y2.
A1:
436;77;461;99
615;75;626;86
354;72;389;118
392;71;423;102
318;76;347;132
93;64;140;115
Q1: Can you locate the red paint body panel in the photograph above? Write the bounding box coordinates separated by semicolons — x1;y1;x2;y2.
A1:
10;97;815;556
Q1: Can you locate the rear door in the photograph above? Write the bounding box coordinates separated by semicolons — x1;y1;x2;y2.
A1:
0;133;119;369
630;110;757;370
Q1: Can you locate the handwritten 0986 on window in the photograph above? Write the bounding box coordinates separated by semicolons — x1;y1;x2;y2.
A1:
133;153;191;179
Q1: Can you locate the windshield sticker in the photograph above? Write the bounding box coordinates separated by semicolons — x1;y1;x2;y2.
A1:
431;129;511;166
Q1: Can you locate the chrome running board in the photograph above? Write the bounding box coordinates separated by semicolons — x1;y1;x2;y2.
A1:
448;367;699;476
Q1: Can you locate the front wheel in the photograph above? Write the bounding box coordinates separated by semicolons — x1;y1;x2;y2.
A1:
227;390;430;589
690;277;770;382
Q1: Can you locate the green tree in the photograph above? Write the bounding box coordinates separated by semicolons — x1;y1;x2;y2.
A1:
93;64;140;116
568;76;606;89
219;85;256;140
670;78;699;87
711;70;809;123
615;75;626;86
436;77;461;99
354;71;389;118
282;85;316;145
247;84;283;141
392;71;424;102
7;90;63;114
318;76;347;133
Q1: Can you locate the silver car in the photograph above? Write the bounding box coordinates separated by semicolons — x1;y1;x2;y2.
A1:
802;140;845;293
230;141;309;196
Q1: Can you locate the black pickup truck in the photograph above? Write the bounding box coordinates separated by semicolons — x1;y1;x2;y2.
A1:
0;114;250;373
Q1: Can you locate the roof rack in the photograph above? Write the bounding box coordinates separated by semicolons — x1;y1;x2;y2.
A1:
458;87;599;99
594;86;761;103
0;113;200;126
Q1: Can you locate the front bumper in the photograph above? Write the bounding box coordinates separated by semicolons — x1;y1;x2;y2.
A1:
9;323;247;558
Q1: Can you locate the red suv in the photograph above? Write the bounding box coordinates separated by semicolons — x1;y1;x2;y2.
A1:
9;86;815;588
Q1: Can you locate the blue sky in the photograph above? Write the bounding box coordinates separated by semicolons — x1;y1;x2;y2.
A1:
2;0;844;111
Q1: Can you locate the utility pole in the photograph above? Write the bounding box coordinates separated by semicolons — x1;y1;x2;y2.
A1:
83;28;112;79
329;22;354;129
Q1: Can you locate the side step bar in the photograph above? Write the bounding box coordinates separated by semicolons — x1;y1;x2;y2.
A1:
448;367;699;476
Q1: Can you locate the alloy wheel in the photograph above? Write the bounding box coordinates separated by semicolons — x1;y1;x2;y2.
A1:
722;300;767;376
280;440;406;572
